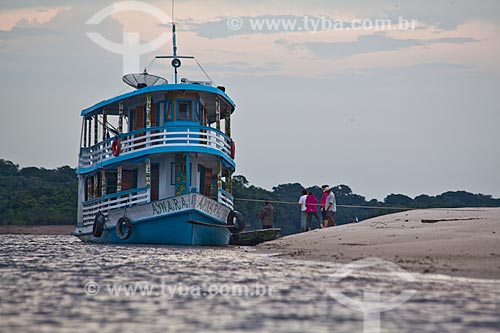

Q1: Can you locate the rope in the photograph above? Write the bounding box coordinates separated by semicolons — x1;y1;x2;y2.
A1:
231;197;410;210
193;57;215;84
114;85;133;96
95;117;119;136
145;58;156;72
214;196;485;212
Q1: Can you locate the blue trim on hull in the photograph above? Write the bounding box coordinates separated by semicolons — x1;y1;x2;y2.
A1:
76;211;231;246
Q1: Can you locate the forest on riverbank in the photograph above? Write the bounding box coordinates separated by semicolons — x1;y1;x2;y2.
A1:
1;159;499;235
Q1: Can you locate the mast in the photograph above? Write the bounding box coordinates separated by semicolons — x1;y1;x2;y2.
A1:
172;25;178;83
172;0;179;84
156;0;202;84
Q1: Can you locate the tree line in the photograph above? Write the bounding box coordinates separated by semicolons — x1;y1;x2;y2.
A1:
0;159;77;225
1;159;499;234
231;176;500;235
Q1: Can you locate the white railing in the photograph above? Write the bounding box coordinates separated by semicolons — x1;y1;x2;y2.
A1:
218;188;234;210
79;126;232;169
82;187;150;226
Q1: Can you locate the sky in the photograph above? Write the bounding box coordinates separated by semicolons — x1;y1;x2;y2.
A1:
0;0;499;200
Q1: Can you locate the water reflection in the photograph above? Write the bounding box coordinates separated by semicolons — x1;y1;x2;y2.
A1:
0;235;499;333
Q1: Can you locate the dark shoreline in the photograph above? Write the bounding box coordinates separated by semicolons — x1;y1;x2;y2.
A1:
0;225;74;235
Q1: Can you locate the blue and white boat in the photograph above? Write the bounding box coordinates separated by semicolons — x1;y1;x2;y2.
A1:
73;22;244;245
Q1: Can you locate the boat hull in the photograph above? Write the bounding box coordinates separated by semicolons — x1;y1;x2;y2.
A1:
74;193;233;246
75;210;231;246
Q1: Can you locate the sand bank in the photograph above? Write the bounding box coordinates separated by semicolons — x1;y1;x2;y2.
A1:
257;208;500;279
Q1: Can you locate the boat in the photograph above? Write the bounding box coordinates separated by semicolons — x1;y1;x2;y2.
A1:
72;19;245;245
230;228;281;246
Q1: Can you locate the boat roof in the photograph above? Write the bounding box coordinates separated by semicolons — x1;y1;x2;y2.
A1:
81;83;236;117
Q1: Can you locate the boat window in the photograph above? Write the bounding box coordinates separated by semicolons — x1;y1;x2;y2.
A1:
85;177;94;201
157;100;173;123
165;101;173;121
151;103;159;127
106;171;117;194
141;106;147;128
122;169;138;190
128;111;134;132
201;106;207;126
193;102;201;122
170;162;176;185
178;101;191;121
96;172;102;197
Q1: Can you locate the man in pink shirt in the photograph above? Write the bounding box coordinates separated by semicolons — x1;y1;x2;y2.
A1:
305;191;321;231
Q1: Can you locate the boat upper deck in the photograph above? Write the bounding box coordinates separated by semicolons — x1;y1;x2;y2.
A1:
78;83;237;174
81;83;235;118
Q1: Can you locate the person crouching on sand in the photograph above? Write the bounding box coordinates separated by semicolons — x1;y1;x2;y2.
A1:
258;200;275;229
324;187;337;228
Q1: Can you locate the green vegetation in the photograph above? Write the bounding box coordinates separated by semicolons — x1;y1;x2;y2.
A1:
0;159;77;225
1;160;499;233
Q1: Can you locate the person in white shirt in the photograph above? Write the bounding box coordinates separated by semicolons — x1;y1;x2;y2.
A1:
298;189;308;232
324;187;337;228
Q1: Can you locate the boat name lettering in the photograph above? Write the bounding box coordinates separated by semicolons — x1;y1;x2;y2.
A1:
196;195;223;218
152;197;189;215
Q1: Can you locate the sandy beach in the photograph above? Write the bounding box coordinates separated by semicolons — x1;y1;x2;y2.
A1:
257;208;500;279
0;225;74;235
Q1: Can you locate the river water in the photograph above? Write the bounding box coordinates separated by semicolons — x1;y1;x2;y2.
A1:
1;235;499;333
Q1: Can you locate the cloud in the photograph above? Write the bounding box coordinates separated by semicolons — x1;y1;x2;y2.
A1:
0;0;90;11
185;15;419;39
185;15;307;39
204;61;281;75
181;0;500;39
0;25;62;40
280;34;480;59
345;62;481;80
379;0;500;30
0;6;69;31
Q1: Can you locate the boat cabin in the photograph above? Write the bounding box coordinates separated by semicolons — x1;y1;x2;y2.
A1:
77;83;236;227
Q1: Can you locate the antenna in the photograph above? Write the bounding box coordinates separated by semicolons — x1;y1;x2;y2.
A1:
171;0;180;84
154;0;214;85
171;0;175;23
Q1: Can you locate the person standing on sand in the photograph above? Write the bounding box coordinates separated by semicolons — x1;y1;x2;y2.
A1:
298;189;308;232
324;187;337;227
320;185;329;228
305;191;321;231
258;200;275;229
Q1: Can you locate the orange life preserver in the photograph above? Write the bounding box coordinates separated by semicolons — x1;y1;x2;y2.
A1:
230;141;235;159
111;138;121;156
